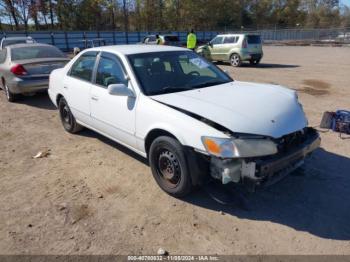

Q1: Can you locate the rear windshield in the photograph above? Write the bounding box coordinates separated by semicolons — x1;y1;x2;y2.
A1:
247;35;261;44
164;36;179;42
11;46;65;61
2;39;29;48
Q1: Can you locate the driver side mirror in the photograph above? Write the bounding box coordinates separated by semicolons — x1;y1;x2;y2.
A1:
107;83;135;97
208;42;213;47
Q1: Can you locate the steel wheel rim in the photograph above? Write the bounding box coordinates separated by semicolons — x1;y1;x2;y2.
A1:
156;149;181;188
60;102;72;128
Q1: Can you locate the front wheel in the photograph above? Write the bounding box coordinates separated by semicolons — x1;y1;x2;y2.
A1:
230;54;241;67
149;136;193;197
58;97;83;133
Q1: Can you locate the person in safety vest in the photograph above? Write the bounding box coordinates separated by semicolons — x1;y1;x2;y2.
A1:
156;34;162;45
187;29;197;50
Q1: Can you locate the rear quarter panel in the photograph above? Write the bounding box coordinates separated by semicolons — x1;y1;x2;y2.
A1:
48;68;66;107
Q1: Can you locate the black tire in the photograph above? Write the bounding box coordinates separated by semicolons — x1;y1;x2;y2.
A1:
149;136;193;197
58;97;83;133
3;81;17;102
230;53;242;67
249;59;261;65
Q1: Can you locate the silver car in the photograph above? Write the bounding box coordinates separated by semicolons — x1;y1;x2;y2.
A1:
0;43;69;102
0;36;36;49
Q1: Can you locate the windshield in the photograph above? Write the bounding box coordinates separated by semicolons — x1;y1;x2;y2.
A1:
127;51;232;96
11;46;65;61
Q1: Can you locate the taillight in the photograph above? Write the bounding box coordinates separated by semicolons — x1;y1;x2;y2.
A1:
10;64;27;76
242;38;248;48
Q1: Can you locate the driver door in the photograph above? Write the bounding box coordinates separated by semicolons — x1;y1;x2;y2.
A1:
209;36;224;61
90;52;137;148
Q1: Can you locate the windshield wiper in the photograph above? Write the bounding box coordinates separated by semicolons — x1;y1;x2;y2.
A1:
191;80;229;89
161;86;192;94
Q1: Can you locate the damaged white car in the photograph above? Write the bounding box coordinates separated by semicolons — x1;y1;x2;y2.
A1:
48;45;320;197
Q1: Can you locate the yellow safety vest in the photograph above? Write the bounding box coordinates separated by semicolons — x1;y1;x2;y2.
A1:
187;33;197;49
156;37;163;45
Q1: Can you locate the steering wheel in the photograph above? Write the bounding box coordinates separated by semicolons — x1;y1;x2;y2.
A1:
188;71;200;76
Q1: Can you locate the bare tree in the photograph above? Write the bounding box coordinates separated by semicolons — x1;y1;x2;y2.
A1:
48;0;54;28
122;0;129;33
15;0;30;30
29;0;40;30
2;0;19;30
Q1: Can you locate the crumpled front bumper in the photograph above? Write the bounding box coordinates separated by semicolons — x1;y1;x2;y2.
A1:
209;128;321;191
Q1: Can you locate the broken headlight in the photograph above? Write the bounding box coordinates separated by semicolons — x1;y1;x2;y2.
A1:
201;136;277;158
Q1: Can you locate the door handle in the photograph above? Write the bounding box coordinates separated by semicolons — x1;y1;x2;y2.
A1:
63;86;68;89
91;96;99;101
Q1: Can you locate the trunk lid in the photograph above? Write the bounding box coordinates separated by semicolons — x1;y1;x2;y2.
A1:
12;58;69;77
245;35;262;54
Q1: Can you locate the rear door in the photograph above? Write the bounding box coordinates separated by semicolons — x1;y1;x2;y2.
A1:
90;52;137;148
64;51;98;124
222;36;238;60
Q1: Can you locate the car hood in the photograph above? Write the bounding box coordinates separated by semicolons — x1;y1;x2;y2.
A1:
196;45;207;51
151;81;307;138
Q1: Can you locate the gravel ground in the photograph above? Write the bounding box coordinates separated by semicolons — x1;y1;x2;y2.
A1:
0;46;349;255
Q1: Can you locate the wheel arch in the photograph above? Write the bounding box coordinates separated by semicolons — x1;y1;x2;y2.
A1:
229;52;240;59
1;76;5;88
144;128;184;158
56;93;64;106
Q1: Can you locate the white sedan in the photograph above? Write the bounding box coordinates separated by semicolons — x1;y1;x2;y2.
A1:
48;45;320;197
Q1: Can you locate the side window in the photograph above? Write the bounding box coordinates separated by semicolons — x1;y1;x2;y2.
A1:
95;55;127;88
163;61;172;72
69;52;97;82
211;36;223;45
0;49;6;63
223;36;235;44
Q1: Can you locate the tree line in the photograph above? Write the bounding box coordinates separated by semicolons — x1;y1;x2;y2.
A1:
1;0;350;32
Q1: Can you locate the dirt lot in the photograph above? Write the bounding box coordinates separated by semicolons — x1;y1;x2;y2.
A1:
0;46;349;255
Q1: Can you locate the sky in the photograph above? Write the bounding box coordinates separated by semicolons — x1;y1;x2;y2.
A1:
341;0;350;6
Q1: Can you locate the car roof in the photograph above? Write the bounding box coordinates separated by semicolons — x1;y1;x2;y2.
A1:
7;43;56;49
87;44;187;55
216;33;260;37
2;36;33;40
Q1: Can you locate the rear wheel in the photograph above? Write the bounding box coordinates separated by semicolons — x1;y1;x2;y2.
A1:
58;97;83;133
230;54;241;67
149;136;193;197
250;59;261;65
3;82;17;102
